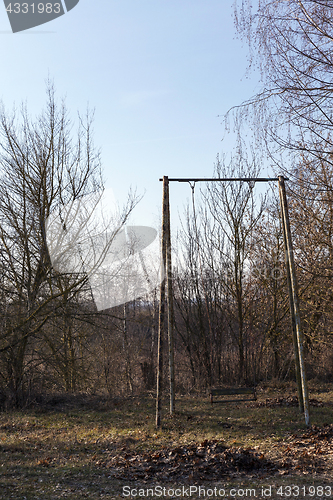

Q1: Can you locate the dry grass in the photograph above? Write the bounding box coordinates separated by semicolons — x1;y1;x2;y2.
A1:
0;383;332;499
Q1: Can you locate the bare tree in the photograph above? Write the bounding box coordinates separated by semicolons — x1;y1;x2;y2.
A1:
231;0;333;381
0;83;136;406
204;156;266;383
233;0;333;168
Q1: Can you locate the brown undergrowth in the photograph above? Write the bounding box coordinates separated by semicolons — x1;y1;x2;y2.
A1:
0;384;332;499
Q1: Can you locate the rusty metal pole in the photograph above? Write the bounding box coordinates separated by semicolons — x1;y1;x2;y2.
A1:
156;176;168;428
278;176;310;426
165;178;175;415
279;185;304;413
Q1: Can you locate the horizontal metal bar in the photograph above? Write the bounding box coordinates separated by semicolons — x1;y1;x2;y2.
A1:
159;177;287;182
211;398;257;404
211;388;255;395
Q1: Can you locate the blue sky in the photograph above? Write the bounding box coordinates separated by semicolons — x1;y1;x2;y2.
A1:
0;0;263;230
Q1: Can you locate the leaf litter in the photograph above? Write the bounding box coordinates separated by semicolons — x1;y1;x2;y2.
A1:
105;440;277;481
1;392;333;498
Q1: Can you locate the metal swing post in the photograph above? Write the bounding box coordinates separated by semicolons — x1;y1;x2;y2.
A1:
156;176;175;429
278;176;310;426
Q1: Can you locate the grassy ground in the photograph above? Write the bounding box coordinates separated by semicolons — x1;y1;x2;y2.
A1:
0;383;333;499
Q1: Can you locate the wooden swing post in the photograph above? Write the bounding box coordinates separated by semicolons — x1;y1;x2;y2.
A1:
278;176;310;425
156;176;175;429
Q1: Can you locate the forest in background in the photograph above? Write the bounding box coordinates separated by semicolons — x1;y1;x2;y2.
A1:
1;0;333;408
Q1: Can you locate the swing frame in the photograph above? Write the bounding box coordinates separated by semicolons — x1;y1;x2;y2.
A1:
156;175;310;428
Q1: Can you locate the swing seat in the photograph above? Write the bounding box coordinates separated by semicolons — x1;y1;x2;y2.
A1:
210;387;257;404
